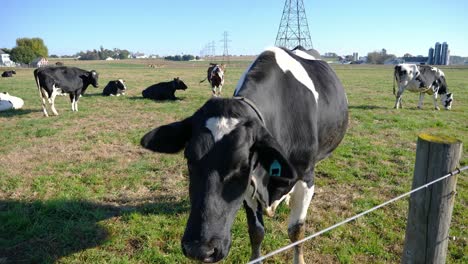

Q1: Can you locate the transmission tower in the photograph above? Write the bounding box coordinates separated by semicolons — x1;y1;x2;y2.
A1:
220;31;231;64
275;0;313;49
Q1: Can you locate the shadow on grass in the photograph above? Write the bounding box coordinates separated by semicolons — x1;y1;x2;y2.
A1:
0;109;42;117
348;105;389;110
0;196;189;263
127;96;185;101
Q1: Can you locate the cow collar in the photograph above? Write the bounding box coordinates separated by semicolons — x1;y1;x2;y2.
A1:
232;96;265;125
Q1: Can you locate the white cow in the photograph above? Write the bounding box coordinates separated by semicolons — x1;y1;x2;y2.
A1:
0;92;24;111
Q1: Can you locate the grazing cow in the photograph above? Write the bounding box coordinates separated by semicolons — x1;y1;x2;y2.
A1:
1;70;16;77
0;92;24;111
34;66;99;116
142;77;187;100
103;79;127;96
393;64;453;110
55;62;64;66
200;63;225;97
141;47;348;263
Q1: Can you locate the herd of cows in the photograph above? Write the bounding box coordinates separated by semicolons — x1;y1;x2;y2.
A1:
0;46;456;263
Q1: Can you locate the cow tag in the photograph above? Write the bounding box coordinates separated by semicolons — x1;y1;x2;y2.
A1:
269;160;282;177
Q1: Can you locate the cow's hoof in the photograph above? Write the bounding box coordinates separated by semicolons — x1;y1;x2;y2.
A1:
435;107;440;111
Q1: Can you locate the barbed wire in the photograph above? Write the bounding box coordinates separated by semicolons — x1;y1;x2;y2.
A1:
247;166;467;264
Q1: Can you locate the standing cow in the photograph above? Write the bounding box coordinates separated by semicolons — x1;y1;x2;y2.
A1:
200;63;225;97
34;66;99;116
2;70;16;77
103;79;127;96
393;64;453;110
142;78;187;100
141;47;348;263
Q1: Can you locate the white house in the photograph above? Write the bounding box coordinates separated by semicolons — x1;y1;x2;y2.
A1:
0;49;14;67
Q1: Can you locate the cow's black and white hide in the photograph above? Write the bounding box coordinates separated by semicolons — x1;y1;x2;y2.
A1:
142;78;187;100
103;79;127;96
393;64;453;110
34;66;100;116
141;47;348;263
200;64;225;97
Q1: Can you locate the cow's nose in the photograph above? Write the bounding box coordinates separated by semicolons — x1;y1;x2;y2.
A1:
182;241;219;263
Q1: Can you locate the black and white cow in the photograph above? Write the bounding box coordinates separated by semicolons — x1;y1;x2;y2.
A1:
142;78;187;100
1;70;16;77
200;63;225;97
393;64;453;110
141;47;348;263
34;66;99;116
103;79;127;96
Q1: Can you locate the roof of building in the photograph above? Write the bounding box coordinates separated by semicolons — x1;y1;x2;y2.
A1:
0;49;7;54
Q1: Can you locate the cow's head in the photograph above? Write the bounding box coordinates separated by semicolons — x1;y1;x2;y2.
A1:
442;93;453;110
88;70;99;88
174;77;188;90
116;79;127;91
141;99;297;262
394;64;417;87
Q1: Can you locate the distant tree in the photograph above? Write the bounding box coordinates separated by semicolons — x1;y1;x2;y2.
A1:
367;49;396;64
49;54;59;58
16;37;48;58
119;50;130;59
9;37;49;63
164;54;196;61
403;53;413;58
10;46;36;64
1;48;12;54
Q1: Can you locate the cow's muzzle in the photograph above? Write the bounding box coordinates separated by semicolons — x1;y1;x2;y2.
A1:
181;239;228;263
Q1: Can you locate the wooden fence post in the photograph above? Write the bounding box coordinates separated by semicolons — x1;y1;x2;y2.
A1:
402;133;462;264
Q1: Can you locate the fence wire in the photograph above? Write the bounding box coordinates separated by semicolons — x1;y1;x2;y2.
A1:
247;166;467;264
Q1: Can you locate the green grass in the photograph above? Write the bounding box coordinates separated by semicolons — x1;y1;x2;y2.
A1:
0;60;467;263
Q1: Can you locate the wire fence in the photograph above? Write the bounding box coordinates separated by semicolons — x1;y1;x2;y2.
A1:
247;166;468;264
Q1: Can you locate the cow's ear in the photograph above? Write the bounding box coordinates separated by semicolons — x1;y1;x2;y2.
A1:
251;122;297;205
141;116;192;153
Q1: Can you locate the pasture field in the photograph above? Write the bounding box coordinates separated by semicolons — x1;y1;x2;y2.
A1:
0;59;466;264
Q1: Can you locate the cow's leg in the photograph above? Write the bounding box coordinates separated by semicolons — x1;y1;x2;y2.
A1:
417;93;425;109
218;85;223;96
244;201;264;263
288;179;315;264
433;93;440;110
50;85;60;116
212;86;217;97
394;88;404;109
69;94;79;112
39;88;49;117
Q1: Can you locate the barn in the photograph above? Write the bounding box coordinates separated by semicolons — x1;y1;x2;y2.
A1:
31;57;49;68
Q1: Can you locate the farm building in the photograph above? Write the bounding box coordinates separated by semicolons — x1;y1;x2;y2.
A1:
0;49;14;67
32;57;49;67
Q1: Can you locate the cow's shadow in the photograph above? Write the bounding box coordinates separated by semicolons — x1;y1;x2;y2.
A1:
348;105;388;110
127;96;185;102
0;196;189;263
0;109;42;117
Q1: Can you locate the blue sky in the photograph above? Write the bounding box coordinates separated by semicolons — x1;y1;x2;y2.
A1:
2;0;467;57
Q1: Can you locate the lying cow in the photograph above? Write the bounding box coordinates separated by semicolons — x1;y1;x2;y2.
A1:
0;92;24;111
103;79;127;96
200;63;225;97
34;66;99;116
393;64;453;110
142;77;187;100
2;70;16;77
141;47;348;263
